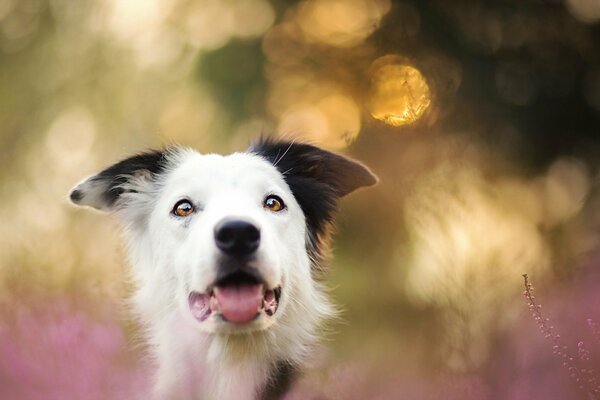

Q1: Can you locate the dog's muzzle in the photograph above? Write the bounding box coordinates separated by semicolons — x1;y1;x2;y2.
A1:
188;218;281;325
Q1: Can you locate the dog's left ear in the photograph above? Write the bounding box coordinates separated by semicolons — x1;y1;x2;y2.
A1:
69;150;168;211
251;139;378;261
250;139;378;197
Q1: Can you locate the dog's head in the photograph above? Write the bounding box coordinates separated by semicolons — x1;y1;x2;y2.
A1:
69;140;377;335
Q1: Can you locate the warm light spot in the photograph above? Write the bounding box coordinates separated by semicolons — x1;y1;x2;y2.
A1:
368;62;431;126
567;0;600;23
543;158;590;225
262;22;307;67
317;94;361;147
267;70;362;149
399;163;552;369
133;28;183;68
103;0;183;67
231;0;275;39
401;164;559;308
45;107;97;173
278;107;329;144
296;0;390;48
184;0;234;50
159;89;216;147
183;0;274;50
106;0;167;40
277;93;361;149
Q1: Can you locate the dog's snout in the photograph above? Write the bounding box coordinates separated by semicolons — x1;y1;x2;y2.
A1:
214;219;260;257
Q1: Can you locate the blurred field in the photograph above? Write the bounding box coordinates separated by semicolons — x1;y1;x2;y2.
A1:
1;0;600;399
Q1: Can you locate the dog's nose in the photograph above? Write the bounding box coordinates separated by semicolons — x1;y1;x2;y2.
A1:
214;219;260;257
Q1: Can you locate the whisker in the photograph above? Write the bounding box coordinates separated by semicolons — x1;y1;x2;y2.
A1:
273;140;295;167
280;167;294;176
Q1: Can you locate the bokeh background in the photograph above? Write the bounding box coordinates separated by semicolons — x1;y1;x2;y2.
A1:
1;0;600;399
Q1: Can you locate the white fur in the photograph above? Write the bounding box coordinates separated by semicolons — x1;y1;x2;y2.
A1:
72;148;335;400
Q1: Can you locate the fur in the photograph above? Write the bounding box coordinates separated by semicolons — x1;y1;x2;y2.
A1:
70;140;377;400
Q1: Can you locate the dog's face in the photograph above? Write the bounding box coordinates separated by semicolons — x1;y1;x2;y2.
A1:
70;140;376;335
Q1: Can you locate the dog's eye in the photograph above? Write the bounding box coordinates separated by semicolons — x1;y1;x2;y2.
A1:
173;199;195;217
264;195;285;212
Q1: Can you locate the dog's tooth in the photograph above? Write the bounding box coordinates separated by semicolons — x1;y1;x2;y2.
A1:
188;292;212;322
262;289;278;316
264;290;275;303
210;295;219;312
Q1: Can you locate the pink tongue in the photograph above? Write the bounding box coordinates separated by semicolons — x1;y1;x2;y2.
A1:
214;284;262;324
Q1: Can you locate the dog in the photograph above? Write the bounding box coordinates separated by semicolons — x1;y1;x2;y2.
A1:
69;139;377;400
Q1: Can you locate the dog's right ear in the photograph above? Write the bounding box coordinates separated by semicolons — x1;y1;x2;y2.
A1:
69;150;168;212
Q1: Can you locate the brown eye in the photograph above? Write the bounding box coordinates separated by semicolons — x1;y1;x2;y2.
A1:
264;195;285;212
173;199;194;217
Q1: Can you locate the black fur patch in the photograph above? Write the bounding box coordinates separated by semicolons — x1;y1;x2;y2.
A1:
260;361;296;400
250;139;377;268
91;150;167;208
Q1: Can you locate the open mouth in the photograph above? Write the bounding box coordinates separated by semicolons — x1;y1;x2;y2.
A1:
188;271;281;324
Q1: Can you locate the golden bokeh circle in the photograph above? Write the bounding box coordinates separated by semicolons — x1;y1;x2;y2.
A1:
368;62;432;126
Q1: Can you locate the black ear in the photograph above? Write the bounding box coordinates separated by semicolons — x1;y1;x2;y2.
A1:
250;139;378;264
250;139;378;197
69;150;168;211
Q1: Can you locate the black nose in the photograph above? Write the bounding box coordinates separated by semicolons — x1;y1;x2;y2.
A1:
214;219;260;257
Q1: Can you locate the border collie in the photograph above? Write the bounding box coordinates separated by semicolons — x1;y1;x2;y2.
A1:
69;139;377;400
